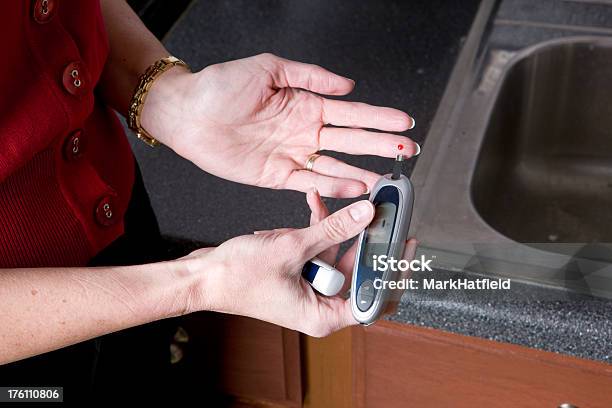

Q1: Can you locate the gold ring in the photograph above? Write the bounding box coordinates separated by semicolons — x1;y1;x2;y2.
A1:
305;154;321;172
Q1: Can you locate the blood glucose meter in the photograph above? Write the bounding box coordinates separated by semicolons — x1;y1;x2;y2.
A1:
350;155;414;325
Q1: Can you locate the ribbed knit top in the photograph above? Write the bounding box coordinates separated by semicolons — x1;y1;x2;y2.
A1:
0;0;135;267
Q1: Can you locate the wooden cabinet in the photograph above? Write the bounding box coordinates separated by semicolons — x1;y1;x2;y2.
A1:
351;321;612;408
178;312;302;407
181;314;612;407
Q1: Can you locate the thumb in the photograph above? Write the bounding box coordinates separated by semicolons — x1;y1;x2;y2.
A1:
260;54;355;95
296;200;374;261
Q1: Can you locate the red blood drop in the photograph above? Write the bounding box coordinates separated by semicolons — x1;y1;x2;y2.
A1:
398;144;404;150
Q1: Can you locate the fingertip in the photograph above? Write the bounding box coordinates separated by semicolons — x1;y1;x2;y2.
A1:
325;180;368;198
393;113;415;132
361;179;381;195
404;238;419;258
408;116;416;130
346;77;356;90
306;187;317;202
308;188;329;224
344;300;359;326
330;75;356;95
315;69;355;96
406;238;419;246
341;75;356;88
306;189;316;210
363;172;381;193
355;181;370;197
347;199;374;224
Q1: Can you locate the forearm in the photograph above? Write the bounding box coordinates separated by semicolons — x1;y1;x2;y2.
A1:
98;0;169;116
0;258;200;365
98;0;192;149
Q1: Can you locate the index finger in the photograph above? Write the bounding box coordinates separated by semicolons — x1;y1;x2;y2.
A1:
321;98;415;131
306;188;338;265
271;55;356;96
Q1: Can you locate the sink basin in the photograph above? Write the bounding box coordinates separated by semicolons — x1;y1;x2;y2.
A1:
410;34;612;298
472;41;612;244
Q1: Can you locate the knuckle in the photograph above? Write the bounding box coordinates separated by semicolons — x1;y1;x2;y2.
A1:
257;52;277;62
200;64;223;80
344;103;358;124
319;326;333;338
300;319;316;336
305;322;329;338
306;74;315;92
277;232;306;256
274;232;294;248
323;214;348;241
326;74;335;91
318;324;334;338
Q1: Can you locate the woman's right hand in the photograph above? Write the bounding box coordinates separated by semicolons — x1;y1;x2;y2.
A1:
182;195;417;337
182;199;374;337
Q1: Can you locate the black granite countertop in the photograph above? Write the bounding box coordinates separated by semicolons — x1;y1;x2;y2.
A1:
391;269;611;363
129;0;611;364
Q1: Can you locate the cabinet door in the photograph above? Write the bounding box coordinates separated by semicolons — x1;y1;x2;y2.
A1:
179;312;302;407
302;328;353;408
352;321;612;408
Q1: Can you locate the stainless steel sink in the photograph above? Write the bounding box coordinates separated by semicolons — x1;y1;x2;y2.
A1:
409;2;612;299
472;41;612;245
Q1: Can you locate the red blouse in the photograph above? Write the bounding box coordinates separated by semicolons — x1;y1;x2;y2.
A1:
0;0;135;267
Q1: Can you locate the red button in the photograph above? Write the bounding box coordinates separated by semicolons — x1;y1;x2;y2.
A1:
95;195;118;227
63;130;85;161
62;62;89;97
32;0;57;24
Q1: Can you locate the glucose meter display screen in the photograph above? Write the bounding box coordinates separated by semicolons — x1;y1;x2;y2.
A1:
363;202;397;267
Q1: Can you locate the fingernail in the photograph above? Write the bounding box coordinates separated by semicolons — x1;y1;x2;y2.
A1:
412;142;421;157
349;201;372;222
408;117;416;130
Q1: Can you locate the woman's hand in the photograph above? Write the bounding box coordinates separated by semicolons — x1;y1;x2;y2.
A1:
306;188;418;303
142;53;419;198
183;193;417;337
183;199;374;336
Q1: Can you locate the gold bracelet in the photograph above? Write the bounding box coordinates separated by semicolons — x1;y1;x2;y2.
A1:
127;56;191;147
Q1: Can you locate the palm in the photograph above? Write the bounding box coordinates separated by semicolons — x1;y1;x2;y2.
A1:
173;53;417;198
193;84;322;189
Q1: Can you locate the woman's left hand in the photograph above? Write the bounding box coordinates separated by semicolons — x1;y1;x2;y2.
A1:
142;53;419;198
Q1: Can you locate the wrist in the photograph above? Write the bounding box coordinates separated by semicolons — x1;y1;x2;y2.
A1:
147;255;212;318
175;248;221;315
139;65;193;148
